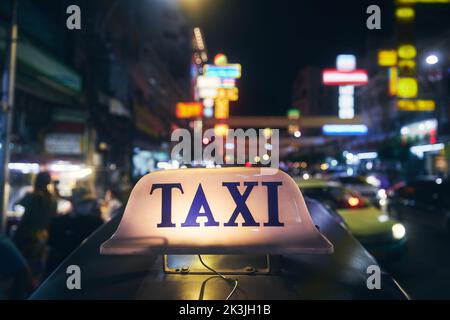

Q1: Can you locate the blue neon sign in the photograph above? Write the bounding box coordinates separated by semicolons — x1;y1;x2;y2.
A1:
322;124;368;136
204;64;241;79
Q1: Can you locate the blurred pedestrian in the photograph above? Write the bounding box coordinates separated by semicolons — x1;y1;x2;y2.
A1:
0;234;33;299
44;182;103;277
13;171;57;286
102;187;123;221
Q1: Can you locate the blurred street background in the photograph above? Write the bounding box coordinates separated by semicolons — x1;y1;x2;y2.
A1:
0;0;449;299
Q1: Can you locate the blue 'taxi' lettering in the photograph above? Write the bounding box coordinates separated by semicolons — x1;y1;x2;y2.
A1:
262;181;284;227
152;181;284;228
151;183;183;228
223;181;260;227
181;184;220;227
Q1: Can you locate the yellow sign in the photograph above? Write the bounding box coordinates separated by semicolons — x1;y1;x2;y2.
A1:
217;88;239;101
388;67;398;96
397;77;418;98
398;59;416;70
396;0;449;4
396;7;415;21
398;59;416;77
214;124;229;136
398;45;417;60
397;100;436;111
176;102;203;119
378;50;397;67
214;99;229;119
263;128;273;138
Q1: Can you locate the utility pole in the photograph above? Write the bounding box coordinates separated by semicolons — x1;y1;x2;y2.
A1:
0;0;18;234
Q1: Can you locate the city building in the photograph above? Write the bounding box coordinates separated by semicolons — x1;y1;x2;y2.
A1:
0;0;193;211
353;30;450;176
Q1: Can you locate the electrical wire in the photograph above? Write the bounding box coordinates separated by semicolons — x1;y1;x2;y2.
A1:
197;255;238;300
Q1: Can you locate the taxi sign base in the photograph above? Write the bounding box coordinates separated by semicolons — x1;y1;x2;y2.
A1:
162;254;272;275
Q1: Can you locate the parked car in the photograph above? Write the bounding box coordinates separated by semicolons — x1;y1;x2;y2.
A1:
387;177;450;232
333;175;387;208
296;179;406;259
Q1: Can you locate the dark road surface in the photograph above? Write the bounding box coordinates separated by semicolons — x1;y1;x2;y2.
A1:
380;210;450;299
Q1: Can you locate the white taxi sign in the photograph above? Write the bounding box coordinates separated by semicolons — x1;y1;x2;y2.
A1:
101;168;333;255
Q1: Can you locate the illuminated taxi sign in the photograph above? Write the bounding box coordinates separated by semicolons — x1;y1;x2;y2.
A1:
101;168;333;255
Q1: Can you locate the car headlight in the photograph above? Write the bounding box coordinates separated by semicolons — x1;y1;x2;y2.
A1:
366;175;381;187
377;189;387;199
392;223;406;240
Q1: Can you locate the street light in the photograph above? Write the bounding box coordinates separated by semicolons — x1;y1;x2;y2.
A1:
425;54;439;65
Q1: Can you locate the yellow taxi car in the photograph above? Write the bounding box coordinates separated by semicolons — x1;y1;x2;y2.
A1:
295;178;406;259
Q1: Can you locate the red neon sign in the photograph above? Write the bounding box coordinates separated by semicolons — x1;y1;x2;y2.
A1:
322;69;368;85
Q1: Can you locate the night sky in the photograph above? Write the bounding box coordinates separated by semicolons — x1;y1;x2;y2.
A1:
183;0;449;116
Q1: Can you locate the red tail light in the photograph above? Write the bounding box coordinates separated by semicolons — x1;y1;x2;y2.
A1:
348;196;361;207
338;194;367;209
